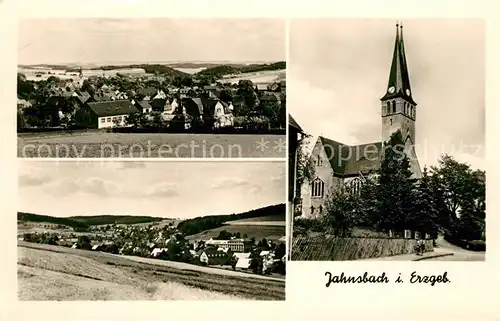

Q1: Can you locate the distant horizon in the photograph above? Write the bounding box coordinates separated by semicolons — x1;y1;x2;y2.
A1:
18;202;285;220
18;60;283;67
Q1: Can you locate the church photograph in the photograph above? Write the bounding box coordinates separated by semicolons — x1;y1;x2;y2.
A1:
287;19;485;261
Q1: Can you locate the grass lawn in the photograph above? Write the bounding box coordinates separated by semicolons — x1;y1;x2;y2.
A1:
18;132;286;158
18;242;285;300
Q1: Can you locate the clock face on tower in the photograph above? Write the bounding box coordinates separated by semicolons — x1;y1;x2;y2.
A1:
406;89;411;96
388;86;395;94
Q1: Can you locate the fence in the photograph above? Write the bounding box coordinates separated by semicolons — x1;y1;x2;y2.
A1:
112;126;286;135
291;235;433;261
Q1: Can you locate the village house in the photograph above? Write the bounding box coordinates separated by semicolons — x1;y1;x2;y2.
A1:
75;100;139;129
165;98;181;115
17;98;32;109
205;238;253;252
150;98;171;113
234;252;252;270
178;87;190;98
153;89;167;100
74;91;93;107
137;87;157;101
255;83;268;92
133;100;153;114
203;85;221;99
151;247;168;257
198;247;233;266
228;238;254;252
182;97;234;128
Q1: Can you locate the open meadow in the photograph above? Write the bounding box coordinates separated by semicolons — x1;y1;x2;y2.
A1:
18;242;285;300
185;224;285;241
18;132;285;158
225;214;285;226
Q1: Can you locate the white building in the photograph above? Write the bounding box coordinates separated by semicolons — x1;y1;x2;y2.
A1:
76;100;140;129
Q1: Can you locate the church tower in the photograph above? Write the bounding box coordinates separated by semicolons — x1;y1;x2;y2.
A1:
380;23;422;178
381;23;416;146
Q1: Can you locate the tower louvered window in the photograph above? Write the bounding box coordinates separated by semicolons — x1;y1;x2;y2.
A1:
311;178;325;198
346;178;362;195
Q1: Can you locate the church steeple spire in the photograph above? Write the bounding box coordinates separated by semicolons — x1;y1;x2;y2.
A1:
381;22;416;105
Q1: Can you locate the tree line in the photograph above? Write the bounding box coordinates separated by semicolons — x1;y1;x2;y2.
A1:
299;130;485;249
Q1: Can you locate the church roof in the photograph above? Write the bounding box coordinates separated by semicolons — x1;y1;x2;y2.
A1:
289;115;303;132
381;23;416;105
343;142;382;176
318;136;382;177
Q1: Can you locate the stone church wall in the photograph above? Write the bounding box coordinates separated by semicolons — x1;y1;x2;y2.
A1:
301;140;343;219
291;235;433;261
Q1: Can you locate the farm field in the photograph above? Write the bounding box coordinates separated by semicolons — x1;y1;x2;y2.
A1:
225;214;285;226
18;242;285;300
219;70;285;85
185;224;285;241
18;133;285;158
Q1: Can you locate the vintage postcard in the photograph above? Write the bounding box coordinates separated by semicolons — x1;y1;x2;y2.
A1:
17;18;286;158
1;0;499;320
288;19;485;262
17;160;286;300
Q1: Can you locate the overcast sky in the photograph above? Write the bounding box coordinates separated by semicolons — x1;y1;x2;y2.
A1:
289;19;485;170
18;18;285;65
18;161;285;218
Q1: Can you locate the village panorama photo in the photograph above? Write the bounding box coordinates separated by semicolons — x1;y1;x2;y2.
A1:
17;18;286;158
17;160;286;300
288;19;485;262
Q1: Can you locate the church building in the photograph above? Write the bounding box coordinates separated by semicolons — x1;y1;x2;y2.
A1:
301;24;422;219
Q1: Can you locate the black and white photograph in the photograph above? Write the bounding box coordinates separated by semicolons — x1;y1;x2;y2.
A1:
288;19;486;261
17;18;286;158
17;160;286;300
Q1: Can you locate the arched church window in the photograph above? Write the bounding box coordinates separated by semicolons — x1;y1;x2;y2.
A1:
387;103;390;115
410;106;414;118
392;101;396;113
317;154;322;166
311;178;325;198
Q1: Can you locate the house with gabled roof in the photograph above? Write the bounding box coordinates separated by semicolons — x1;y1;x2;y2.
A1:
181;97;234;129
153;89;167;100
255;83;269;92
150;98;171;113
137;87;158;100
134;100;152;114
198;246;233;266
75;100;139;129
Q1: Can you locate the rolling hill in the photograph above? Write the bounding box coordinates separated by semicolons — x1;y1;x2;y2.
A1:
17;212;89;230
69;215;164;226
194;61;286;79
185;224;285;242
88;64;189;77
18;242;285;300
177;203;285;236
17;212;165;228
